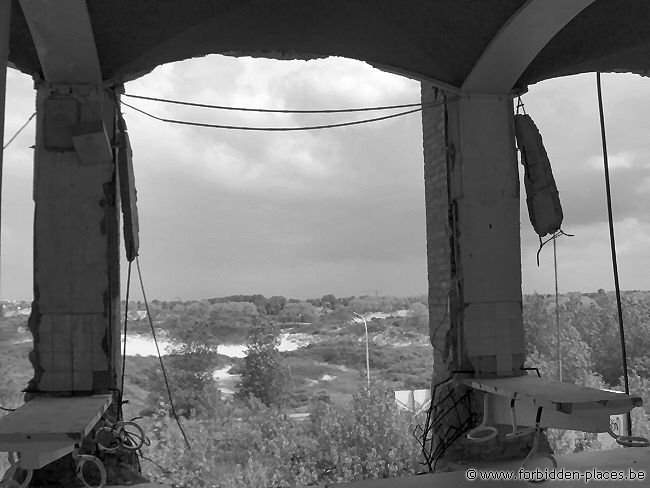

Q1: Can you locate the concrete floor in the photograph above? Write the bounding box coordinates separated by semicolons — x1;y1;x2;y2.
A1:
332;448;650;488
105;448;650;488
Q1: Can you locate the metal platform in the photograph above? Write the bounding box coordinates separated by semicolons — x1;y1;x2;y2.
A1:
462;376;643;433
0;394;112;469
463;376;642;415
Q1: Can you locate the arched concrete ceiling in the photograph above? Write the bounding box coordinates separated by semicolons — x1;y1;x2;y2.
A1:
6;0;650;92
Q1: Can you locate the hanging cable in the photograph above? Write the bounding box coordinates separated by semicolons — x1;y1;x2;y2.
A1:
135;256;192;450
118;260;133;420
123;92;426;114
2;111;36;150
535;229;574;267
553;237;562;383
596;71;632;437
120;100;438;132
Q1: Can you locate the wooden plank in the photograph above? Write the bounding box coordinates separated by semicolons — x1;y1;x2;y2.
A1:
0;394;111;443
463;376;642;414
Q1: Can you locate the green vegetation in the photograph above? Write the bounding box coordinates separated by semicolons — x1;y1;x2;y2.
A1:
236;318;288;406
1;290;650;487
139;384;424;488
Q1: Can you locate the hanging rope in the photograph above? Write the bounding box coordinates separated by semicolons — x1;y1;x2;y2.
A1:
553;237;562;383
596;72;632;437
535;229;574;267
118;260;133;420
135;256;192;450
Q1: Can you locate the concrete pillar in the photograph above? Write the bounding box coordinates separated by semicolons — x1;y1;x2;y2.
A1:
422;84;536;466
423;85;524;380
449;93;525;377
26;83;120;394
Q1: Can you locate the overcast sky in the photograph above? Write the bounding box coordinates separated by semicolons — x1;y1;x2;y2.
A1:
2;56;650;301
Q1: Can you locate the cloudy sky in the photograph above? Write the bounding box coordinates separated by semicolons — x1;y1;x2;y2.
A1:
2;56;650;301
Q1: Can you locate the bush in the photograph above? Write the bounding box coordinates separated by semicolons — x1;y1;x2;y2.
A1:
139;382;424;488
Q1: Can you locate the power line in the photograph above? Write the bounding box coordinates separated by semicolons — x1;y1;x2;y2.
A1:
123;92;426;114
120;100;438;132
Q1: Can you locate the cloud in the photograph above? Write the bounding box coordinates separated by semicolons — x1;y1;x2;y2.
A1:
584;151;635;171
116;55;426;299
5;59;650;300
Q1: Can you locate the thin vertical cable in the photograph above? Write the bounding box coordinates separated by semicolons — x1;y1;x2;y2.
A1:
596;72;631;437
119;260;132;420
553;237;562;382
136;256;192;450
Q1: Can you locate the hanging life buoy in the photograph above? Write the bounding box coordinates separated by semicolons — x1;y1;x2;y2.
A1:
514;113;563;237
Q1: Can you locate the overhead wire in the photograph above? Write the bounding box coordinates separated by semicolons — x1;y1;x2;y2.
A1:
596;71;632;437
120;100;437;132
123;92;427;114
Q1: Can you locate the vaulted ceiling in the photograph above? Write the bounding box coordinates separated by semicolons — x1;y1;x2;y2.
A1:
7;0;650;92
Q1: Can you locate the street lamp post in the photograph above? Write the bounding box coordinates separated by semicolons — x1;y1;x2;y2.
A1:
352;312;370;387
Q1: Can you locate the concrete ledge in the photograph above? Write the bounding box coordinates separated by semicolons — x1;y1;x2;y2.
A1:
106;484;169;488
332;447;650;487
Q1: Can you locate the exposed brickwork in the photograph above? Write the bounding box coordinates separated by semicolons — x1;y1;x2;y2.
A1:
421;83;457;378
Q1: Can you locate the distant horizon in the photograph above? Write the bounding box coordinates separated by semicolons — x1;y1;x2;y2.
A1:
1;287;646;305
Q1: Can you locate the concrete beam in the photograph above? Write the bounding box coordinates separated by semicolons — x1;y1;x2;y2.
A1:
19;0;102;83
462;0;596;94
